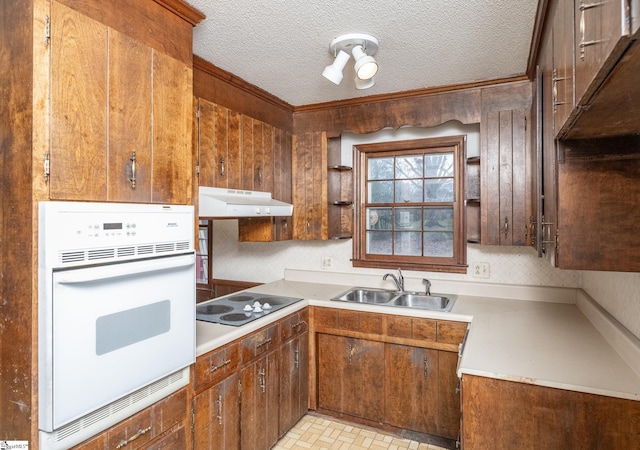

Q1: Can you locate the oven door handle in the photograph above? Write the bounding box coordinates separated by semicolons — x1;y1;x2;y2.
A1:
55;253;195;284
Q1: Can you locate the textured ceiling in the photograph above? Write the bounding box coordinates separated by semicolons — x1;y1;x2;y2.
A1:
187;0;539;107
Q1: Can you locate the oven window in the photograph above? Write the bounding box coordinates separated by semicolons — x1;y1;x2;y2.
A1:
95;300;171;355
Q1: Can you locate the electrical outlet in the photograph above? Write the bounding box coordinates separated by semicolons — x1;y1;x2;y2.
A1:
473;262;490;279
322;257;334;270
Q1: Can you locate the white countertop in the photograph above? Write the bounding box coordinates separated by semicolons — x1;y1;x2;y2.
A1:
196;279;640;401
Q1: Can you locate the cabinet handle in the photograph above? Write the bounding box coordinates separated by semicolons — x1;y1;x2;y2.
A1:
423;357;429;378
115;425;152;448
552;69;568;113
259;367;266;393
210;358;232;373
579;1;605;60
294;347;300;369
306;218;311;235
528;216;537;245
219;157;225;179
347;343;354;365
503;217;509;239
256;337;272;349
216;395;223;424
129;150;137;189
257;166;263;186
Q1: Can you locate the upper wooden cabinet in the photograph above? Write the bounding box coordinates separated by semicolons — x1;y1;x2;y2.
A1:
47;1;194;204
292;131;328;240
195;97;294;241
480;108;533;246
533;0;640;139
196;99;242;189
533;0;640;272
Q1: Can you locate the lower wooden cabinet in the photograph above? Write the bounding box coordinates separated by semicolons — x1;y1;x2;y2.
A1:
279;332;309;436
73;387;189;449
240;352;280;450
192;308;309;450
317;334;385;422
313;307;467;442
461;374;640;449
193;374;240;450
385;344;439;433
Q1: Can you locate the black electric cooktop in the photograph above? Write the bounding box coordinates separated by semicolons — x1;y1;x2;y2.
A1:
196;292;303;326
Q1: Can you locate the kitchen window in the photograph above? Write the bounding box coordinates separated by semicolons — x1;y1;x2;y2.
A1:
352;136;467;273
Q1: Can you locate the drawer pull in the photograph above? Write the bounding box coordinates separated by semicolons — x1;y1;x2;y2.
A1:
115;425;152;448
210;358;232;373
256;338;272;349
291;320;306;330
423;357;429;378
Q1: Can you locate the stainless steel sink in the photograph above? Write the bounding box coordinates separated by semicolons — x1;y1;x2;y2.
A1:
332;287;456;312
389;293;451;310
337;288;397;304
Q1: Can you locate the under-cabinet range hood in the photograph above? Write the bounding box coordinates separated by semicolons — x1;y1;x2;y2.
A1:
198;186;293;218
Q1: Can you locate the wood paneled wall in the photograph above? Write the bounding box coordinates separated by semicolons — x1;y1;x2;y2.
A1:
1;0;36;440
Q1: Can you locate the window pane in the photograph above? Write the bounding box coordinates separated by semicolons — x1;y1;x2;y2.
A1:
368;157;394;180
425;153;454;177
424;232;453;257
425;178;454;202
367;231;392;255
367;208;392;230
395;207;422;230
368;180;394;203
396;155;423;179
394;231;422;256
423;207;453;231
395;179;423;203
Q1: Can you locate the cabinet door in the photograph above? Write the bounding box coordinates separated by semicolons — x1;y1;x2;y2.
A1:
50;1;108;201
193;374;240;450
108;28;152;202
552;0;575;135
480;109;532;245
279;332;309;436
317;334;384;421
292;131;328;240
386;344;438;434
151;50;192;204
574;0;630;106
240;351;280;450
437;350;461;440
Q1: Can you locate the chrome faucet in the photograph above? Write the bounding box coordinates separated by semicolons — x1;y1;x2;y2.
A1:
383;268;404;292
422;278;431;295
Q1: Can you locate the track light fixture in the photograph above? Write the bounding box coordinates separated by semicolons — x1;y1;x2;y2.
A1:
322;33;379;89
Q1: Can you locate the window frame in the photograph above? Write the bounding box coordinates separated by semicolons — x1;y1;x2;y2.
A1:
352;136;467;273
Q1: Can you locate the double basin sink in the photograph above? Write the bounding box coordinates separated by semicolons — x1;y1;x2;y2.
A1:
331;287;456;312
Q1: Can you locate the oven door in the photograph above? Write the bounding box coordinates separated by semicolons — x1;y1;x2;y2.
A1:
44;253;195;430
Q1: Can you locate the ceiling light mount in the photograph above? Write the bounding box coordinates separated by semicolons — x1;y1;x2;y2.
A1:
322;33;379;89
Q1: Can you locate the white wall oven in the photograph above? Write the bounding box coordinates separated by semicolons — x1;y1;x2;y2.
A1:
38;202;196;449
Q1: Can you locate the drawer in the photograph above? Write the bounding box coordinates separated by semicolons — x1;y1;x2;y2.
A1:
194;342;240;389
437;321;468;344
150;388;188;436
281;307;309;341
241;322;280;362
387;315;437;341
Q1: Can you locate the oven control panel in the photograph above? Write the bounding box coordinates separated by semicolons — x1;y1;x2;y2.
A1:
39;201;194;268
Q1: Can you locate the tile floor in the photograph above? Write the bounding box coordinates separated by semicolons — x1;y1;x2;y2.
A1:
273;414;449;450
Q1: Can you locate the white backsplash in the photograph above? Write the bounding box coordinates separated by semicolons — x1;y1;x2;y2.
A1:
210;220;581;287
582;271;640;340
210;220;640;339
